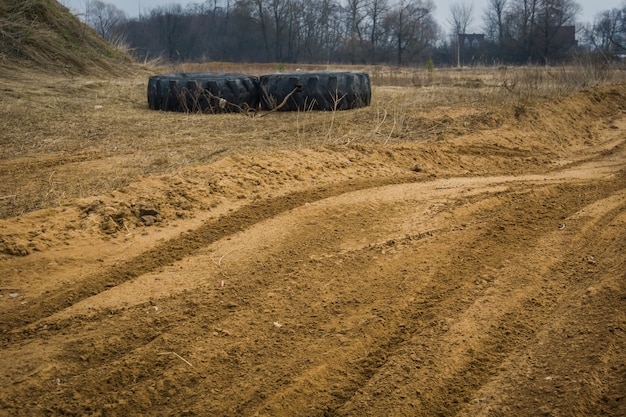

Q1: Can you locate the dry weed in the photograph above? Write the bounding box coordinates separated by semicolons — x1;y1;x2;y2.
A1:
1;63;625;218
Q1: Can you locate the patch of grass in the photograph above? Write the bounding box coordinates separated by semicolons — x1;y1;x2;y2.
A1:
0;0;131;74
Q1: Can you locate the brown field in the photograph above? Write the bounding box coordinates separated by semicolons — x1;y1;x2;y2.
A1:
1;58;626;417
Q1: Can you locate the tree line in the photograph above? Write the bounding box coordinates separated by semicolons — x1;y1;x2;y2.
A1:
82;0;626;66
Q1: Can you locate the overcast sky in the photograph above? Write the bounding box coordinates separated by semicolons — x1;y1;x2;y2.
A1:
60;0;624;32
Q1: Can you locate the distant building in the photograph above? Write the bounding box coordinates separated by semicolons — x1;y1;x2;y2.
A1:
457;33;486;66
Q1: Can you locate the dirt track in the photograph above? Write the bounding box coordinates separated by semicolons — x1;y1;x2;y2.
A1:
1;81;626;416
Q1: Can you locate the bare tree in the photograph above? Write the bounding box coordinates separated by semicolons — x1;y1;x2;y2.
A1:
449;2;474;66
250;0;273;59
384;0;437;66
534;0;581;63
449;2;474;35
502;0;580;63
585;7;626;54
503;0;539;61
85;0;126;41
365;0;390;63
321;0;345;62
271;0;291;61
344;0;367;62
181;0;233;61
484;0;508;45
113;0;592;65
150;4;188;61
249;0;293;61
285;0;300;62
297;0;338;61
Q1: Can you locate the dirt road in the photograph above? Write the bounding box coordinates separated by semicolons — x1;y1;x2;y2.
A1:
1;83;625;416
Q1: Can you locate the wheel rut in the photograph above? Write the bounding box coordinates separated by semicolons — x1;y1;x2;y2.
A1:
331;182;626;416
1;162;623;416
0;175;419;337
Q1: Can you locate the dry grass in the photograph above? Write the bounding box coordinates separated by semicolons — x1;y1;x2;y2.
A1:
1;60;625;218
0;0;131;74
2;0;624;219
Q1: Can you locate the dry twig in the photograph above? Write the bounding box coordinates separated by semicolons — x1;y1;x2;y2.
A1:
158;351;194;368
259;86;300;117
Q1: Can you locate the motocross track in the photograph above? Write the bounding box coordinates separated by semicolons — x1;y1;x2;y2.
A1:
1;79;626;417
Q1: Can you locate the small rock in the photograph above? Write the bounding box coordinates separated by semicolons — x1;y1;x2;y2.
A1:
84;200;103;215
139;206;159;217
141;215;157;226
9;293;19;298
101;216;119;234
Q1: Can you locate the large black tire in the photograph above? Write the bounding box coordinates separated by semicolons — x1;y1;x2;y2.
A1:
147;73;260;113
259;72;371;112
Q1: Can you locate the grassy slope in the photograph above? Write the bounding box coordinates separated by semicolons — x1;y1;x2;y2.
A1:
0;0;131;74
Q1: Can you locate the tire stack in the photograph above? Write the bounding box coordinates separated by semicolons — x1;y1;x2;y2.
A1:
147;71;371;114
147;73;259;113
259;72;371;112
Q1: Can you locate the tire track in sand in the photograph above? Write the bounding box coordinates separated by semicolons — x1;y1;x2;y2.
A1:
0;175;418;336
1;171;622;416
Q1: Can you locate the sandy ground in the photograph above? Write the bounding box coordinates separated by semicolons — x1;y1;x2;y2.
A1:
1;80;625;416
